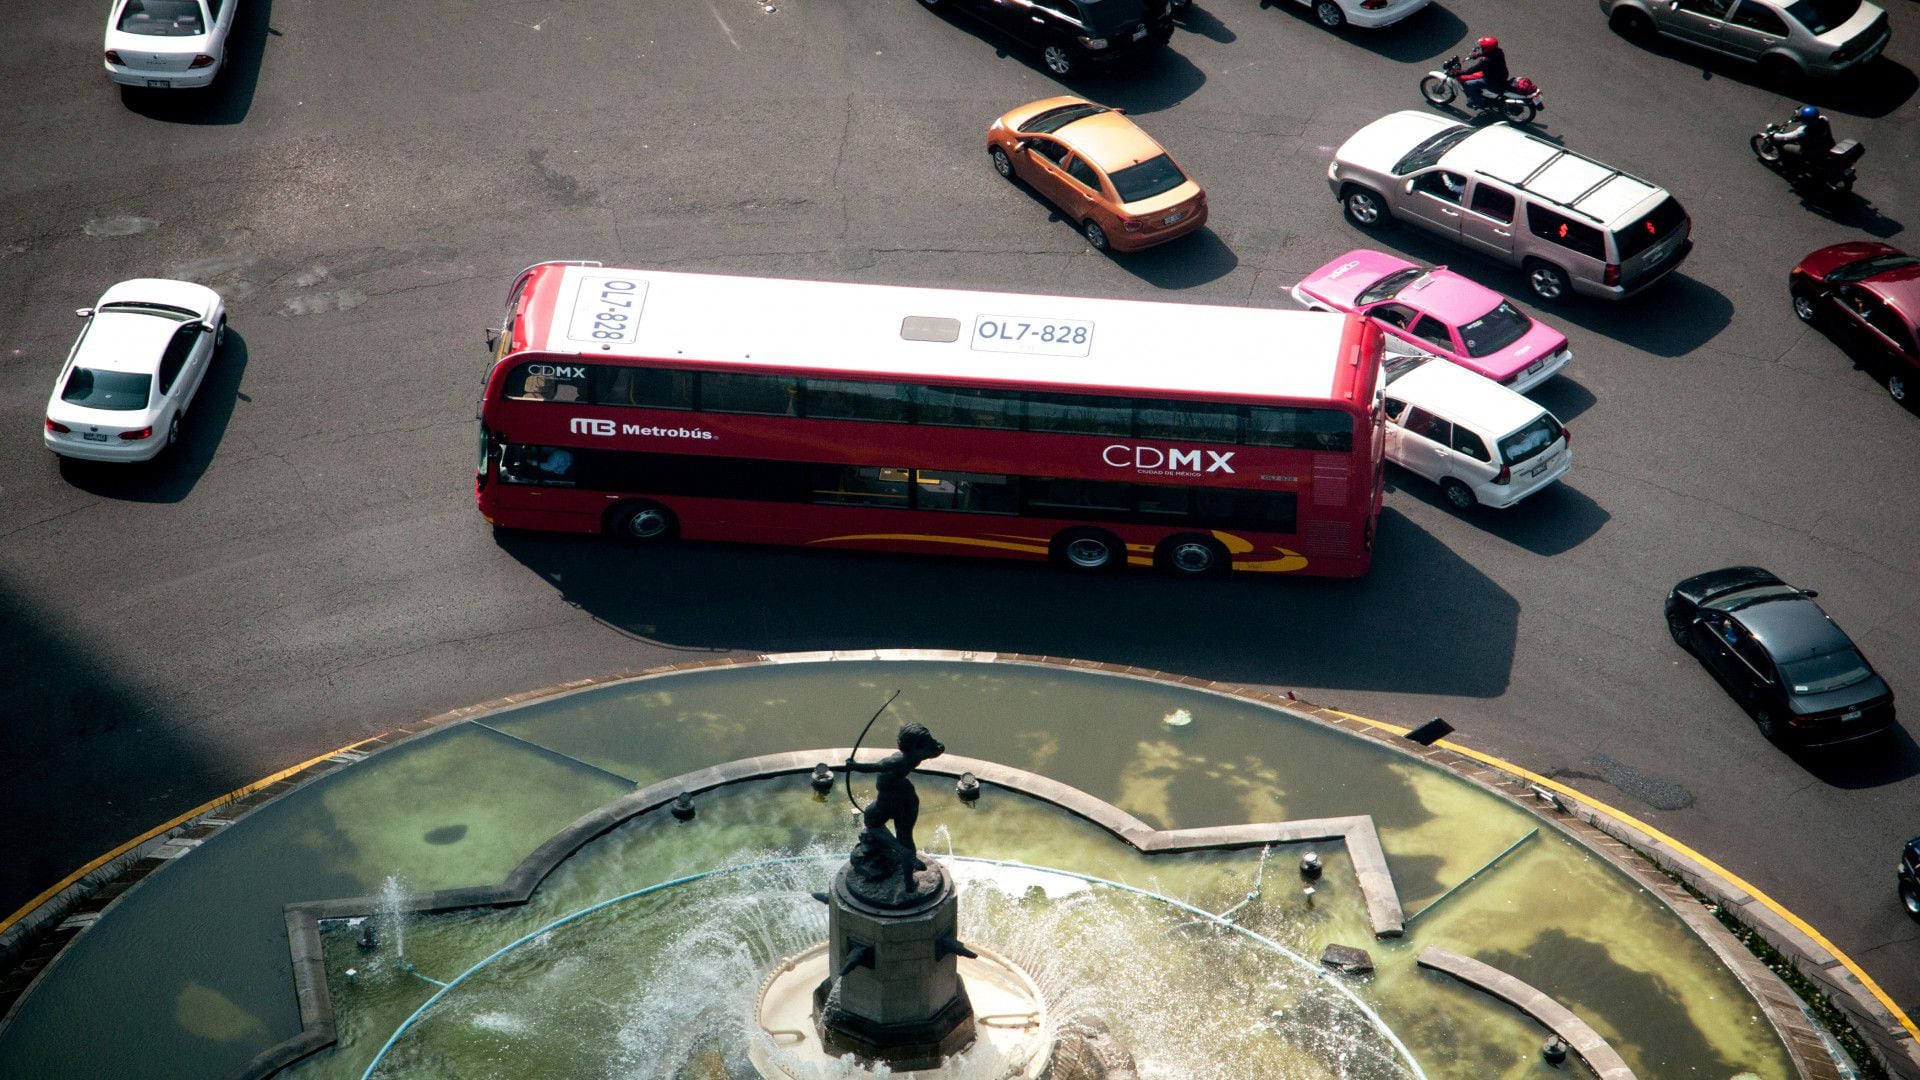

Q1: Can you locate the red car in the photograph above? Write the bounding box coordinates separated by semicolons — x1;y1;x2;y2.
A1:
1790;242;1920;405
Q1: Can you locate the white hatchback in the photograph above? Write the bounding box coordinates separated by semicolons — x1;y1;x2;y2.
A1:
103;0;237;89
45;280;226;463
1381;353;1570;510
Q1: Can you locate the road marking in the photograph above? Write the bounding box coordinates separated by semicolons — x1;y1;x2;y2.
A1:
1320;706;1920;1044
0;736;379;936
706;0;741;50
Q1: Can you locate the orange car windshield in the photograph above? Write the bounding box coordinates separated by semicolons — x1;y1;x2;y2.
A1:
1110;155;1186;204
1020;104;1109;135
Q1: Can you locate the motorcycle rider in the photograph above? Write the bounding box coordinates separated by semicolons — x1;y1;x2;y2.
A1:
1769;105;1835;172
1457;36;1510;107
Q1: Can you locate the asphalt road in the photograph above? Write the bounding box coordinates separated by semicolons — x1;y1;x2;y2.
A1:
4;0;1918;1023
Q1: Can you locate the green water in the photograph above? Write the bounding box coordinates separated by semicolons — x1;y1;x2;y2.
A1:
0;660;1797;1079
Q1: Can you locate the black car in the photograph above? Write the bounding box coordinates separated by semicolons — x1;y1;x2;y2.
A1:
1665;567;1897;747
919;0;1176;77
1902;837;1920;923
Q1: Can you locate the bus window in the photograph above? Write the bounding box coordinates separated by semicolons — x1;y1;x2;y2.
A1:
596;365;694;409
1135;400;1240;443
1022;477;1133;516
914;470;1017;514
1027;393;1133;437
500;445;578;486
504;362;587;403
701;372;799;416
914;385;1023;429
811;465;911;507
803;378;914;423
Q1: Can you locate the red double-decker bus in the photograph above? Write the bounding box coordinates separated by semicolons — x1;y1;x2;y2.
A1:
476;262;1385;577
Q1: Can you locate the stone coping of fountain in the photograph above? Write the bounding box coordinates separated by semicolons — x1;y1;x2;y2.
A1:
0;648;1890;1078
1416;946;1637;1080
254;748;1408;1078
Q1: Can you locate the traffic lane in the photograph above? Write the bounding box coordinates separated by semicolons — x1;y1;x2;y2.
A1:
2;0;1919;1018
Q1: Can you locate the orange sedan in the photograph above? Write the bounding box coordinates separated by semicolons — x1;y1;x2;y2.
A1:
987;96;1208;254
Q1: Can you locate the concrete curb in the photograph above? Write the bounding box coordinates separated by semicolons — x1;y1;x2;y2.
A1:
1418;946;1636;1079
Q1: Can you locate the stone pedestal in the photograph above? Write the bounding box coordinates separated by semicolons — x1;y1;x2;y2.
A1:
813;861;975;1069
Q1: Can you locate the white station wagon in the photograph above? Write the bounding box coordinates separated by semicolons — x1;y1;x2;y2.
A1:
1381;352;1571;510
45;279;226;463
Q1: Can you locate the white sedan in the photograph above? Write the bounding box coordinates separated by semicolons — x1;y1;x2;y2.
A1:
103;0;237;89
1287;0;1431;31
45;280;226;463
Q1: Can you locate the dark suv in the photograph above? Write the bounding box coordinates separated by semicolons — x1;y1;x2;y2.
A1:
919;0;1175;77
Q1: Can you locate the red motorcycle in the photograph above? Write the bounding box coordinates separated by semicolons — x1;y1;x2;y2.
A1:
1420;57;1543;124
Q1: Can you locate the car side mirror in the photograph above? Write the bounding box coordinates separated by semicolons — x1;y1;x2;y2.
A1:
75;307;93;318
1012;139;1028;153
484;328;501;349
201;321;218;333
1800;588;1819;598
1403;180;1418;194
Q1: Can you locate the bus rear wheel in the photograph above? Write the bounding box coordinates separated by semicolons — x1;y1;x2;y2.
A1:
1159;534;1229;578
1053;528;1124;573
609;500;677;545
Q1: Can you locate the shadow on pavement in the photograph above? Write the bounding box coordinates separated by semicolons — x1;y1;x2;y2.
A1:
1336;2;1469;63
1386;466;1610;556
1790;724;1920;789
1112;227;1240;288
1173;3;1236;43
495;504;1517;697
1528;374;1598;424
1611;32;1915;119
118;0;275;126
57;330;250;503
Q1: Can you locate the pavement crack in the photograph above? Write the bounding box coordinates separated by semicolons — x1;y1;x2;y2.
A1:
0;500;100;541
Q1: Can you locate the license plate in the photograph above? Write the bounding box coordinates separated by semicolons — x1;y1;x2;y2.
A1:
1164;209;1184;226
146;79;170;88
1524;359;1543;375
83;432;108;442
1645;243;1670;267
1841;708;1863;722
1132;24;1148;39
1860;39;1884;63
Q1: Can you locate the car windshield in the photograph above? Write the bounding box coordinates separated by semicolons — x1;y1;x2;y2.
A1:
1019;103;1110;135
1780;648;1873;695
1382;352;1434;383
62;368;152;411
1079;0;1147;34
1614;197;1688;261
1458;302;1533;358
116;0;206;36
101;300;197;321
1783;0;1860;33
1392;126;1473;176
1109;154;1187;204
1703;584;1803;612
1357;267;1429;306
1830;254;1920;283
1497;414;1563;465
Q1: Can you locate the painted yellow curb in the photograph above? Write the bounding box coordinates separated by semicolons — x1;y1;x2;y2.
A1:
0;736;380;937
1322;707;1920;1043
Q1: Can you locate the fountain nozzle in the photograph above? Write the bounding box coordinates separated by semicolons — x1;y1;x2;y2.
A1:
1542;1034;1569;1065
356;922;377;951
810;763;835;795
836;943;876;979
955;771;981;803
670;793;696;821
1300;851;1323;880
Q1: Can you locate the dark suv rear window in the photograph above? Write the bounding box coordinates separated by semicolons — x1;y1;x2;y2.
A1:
1614;197;1688;261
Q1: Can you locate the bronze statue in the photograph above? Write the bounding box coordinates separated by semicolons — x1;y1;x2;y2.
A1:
843;716;946;906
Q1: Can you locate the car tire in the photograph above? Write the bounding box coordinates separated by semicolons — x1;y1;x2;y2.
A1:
1759;54;1801;87
215;316;227;348
1159;534;1229;578
1902;878;1920;922
1791;291;1821;324
1666;609;1691;649
1083;219;1111;252
166;415;181;450
1042;44;1075;77
1053;527;1124;572
608;500;678;545
1342;187;1390;230
1890;372;1910;404
1610;7;1655;43
1440;478;1476;511
1314;0;1346;29
990;147;1015;180
1525;260;1571;304
1754;708;1781;744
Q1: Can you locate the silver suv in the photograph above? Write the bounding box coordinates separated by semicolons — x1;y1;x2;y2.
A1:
1600;0;1888;80
1327;111;1691;304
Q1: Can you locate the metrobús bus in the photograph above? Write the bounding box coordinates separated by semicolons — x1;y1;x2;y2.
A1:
476;262;1386;578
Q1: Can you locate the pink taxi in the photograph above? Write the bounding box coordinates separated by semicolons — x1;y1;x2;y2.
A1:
1292;250;1572;393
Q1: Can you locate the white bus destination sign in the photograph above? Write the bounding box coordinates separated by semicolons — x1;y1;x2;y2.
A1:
969;313;1094;358
563;274;649;348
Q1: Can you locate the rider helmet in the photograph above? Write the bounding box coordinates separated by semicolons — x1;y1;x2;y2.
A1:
1797;105;1819;119
1478;36;1499;49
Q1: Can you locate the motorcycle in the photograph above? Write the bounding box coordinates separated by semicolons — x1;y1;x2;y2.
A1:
1750;119;1864;200
1419;57;1543;124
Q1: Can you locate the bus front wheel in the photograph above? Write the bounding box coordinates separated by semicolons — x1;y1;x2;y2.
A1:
609;500;678;545
1052;528;1124;573
1159;534;1229;578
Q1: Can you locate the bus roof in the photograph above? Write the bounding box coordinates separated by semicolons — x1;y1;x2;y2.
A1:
518;264;1375;408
